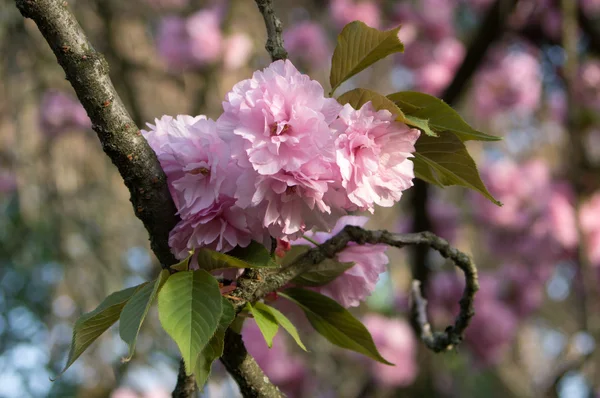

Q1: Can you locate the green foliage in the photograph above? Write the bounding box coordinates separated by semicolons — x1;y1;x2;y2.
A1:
279;245;310;267
196;241;278;272
226;241;279;268
157;270;222;375
413;132;501;205
330;22;404;94
58;283;146;376
195;297;235;390
254;302;307;351
246;302;279;348
280;288;392;365
292;258;355;287
170;254;192;272
119;269;170;362
387;91;501;141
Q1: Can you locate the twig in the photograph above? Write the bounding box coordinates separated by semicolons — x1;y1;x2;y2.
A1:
172;359;197;398
231;227;479;352
220;329;284;398
14;0;180;268
253;0;287;61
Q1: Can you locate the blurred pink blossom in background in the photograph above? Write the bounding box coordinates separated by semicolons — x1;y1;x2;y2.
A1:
471;48;542;118
574;60;600;111
329;0;381;28
243;319;308;397
156;8;223;70
363;314;418;387
284;22;331;69
39;90;91;136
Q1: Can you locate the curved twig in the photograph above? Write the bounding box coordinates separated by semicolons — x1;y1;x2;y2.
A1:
230;227;479;353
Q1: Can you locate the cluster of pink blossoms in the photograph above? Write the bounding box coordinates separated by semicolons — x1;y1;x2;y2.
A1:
142;60;420;257
39;90;91;137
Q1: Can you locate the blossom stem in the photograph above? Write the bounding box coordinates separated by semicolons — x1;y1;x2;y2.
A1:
302;235;320;247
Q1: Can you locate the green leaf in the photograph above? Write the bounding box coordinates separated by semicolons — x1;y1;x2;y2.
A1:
413;132;501;205
246;302;279;348
226;241;278;268
119;269;170;362
280;288;392;365
158;270;222;375
330;22;404;94
195;298;235;390
387;91;501;141
292;258;355;287
279;245;311;267
58;284;146;376
196;241;278;272
171;254;192;272
255;302;307;351
337;88;437;137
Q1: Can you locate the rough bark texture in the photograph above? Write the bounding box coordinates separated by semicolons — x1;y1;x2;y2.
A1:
14;0;180;268
220;330;284;398
254;0;288;61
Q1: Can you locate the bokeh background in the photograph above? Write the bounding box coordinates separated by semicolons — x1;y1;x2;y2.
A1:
1;0;600;397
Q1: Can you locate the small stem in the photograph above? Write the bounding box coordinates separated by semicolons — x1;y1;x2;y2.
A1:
302;235;320;247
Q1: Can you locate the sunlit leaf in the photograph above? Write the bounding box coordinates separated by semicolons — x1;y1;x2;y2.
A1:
387;91;501;141
119;269;170;361
255;302;307;351
280;288;392;364
413;132;501;205
330;22;404;94
157;270;222;375
246;302;279;348
194;297;235;389
58;284;146;376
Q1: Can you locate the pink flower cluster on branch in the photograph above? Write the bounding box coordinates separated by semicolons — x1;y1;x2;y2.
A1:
142;60;420;258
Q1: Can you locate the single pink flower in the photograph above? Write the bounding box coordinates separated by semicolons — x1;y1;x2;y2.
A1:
141;115;232;214
332;102;420;212
218;59;345;238
299;216;389;307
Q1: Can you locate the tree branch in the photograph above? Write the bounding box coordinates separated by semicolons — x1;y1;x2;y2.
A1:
253;0;287;62
14;0;180;268
220;329;284;398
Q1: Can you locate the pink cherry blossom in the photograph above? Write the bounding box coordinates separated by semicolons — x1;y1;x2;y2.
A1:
141;115;230;213
332;102;420;212
218;59;344;238
363;314;418;387
0;170;16;195
284;22;331;70
39;90;91;136
581;0;600;14
168;195;269;257
329;0;381;29
142;114;270;255
299;216;389;307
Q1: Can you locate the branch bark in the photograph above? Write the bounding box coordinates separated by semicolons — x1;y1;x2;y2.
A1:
220;329;284;398
14;0;180;269
254;0;287;62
